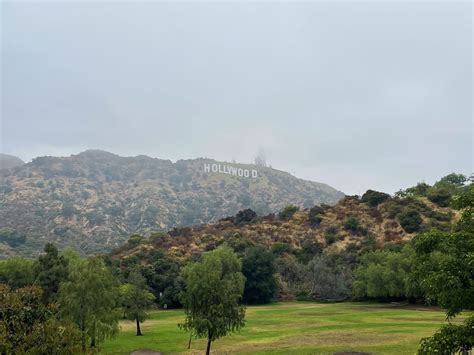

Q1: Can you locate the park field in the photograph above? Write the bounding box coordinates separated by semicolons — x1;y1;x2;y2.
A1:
102;302;468;354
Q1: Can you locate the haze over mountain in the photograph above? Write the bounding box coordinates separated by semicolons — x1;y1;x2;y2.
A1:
0;154;24;170
0;150;344;257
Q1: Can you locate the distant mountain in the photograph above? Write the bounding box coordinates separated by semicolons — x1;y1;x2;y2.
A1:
0;154;24;170
0;150;344;257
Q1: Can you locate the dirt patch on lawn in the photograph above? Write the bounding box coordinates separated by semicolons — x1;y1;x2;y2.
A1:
130;350;163;355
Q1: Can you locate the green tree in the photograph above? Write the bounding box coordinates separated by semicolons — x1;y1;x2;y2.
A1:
59;257;120;352
0;284;80;354
361;189;390;207
414;185;474;354
0;257;34;289
279;205;299;220
398;209;422;233
120;269;155;336
241;247;277;304
179;245;246;355
34;243;69;303
352;245;421;300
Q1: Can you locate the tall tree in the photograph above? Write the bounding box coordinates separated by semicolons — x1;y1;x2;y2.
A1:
59;257;120;352
241;246;277;304
179;245;246;355
120;269;155;336
34;243;69;303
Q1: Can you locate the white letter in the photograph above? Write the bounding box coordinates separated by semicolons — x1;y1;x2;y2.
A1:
212;164;218;172
238;168;243;176
230;166;237;176
252;170;258;178
204;163;211;173
244;169;250;177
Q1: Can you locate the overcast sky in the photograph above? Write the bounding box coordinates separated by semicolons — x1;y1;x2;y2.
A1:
1;1;472;195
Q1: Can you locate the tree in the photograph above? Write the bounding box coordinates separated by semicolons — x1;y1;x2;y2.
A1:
305;256;352;301
0;284;80;354
0;257;34;289
427;187;452;207
241;247;277;304
235;209;257;224
279;205;299;220
361;189;390;207
59;257;120;352
120;269;155;336
34;243;69;303
179;245;246;355
398;209;422;233
352;245;421;301
414;185;474;354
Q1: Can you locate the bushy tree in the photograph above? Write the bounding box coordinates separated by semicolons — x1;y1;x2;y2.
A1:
361;190;390;207
414;185;474;354
0;284;80;354
398;209;422;233
179;245;246;355
120;269;155;336
279;205;299;220
59;257;120;352
235;209;257;224
427;187;452;207
353;245;421;300
305;256;351;300
34;243;69;303
0;257;34;289
241;247;277;304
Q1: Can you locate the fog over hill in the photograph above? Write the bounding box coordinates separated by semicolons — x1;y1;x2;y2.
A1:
0;154;25;170
0;150;344;257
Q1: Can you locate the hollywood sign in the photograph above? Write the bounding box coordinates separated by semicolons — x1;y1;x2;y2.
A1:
204;163;258;178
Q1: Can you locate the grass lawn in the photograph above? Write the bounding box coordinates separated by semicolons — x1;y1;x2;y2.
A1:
101;301;468;354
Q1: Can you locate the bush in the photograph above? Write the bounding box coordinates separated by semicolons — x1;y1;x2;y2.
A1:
398;209;422;233
325;234;336;245
308;206;324;226
235;209;257;224
427;188;452;207
361;190;390;207
344;217;360;233
61;201;77;218
279;205;299;220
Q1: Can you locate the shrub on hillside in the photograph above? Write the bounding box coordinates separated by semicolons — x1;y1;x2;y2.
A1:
235;209;257;224
279;205;299;220
308;206;324;226
398;209;422;233
344;216;360;233
361;190;390;207
427;188;452;207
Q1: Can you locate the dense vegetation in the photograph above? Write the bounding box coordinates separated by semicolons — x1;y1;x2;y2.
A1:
0;173;472;353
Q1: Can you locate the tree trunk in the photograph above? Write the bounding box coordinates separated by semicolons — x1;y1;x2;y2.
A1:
205;337;212;355
136;318;142;336
80;321;86;353
187;333;192;349
90;321;96;348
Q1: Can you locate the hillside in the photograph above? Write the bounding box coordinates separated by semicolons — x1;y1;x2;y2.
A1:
112;191;458;263
0;154;24;170
0;150;343;257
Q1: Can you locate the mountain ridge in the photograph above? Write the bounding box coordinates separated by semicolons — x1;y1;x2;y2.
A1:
0;150;344;257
